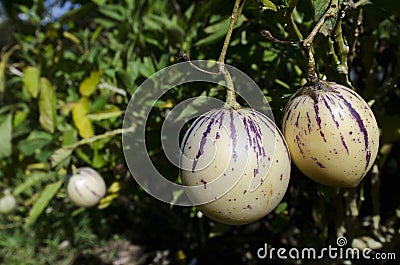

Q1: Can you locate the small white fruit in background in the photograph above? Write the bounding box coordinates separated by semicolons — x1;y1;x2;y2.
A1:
0;189;17;214
67;167;106;208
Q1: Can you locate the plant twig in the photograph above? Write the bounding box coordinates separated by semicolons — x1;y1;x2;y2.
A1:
261;0;339;49
98;82;127;97
177;51;221;76
302;0;339;48
217;0;246;64
64;127;134;150
218;0;246;109
177;0;246;109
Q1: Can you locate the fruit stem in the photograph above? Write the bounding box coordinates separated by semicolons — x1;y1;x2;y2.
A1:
305;46;319;84
303;0;339;84
218;0;246;109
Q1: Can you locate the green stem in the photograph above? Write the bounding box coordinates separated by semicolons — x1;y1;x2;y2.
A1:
333;18;349;76
302;0;339;84
217;0;245;63
285;0;303;40
64;127;133;150
328;37;340;66
218;0;246;109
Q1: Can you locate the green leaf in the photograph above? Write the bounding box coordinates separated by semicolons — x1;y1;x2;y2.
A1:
139;57;156;78
312;0;340;36
62;128;78;146
13;105;29;127
23;66;41;98
195;15;246;46
14;171;53;196
0;48;16;102
274;202;288;214
39;77;57;133
50;148;73;168
79;70;103;97
92;0;107;5
18;131;53;156
98;5;126;21
72;97;94;139
259;0;278;11
86;108;124;121
92;148;106;168
0;114;12;159
313;0;331;21
25;180;63;227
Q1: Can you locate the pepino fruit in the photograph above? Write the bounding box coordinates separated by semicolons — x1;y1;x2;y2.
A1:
0;189;17;214
180;107;291;225
67;167;106;208
282;80;379;187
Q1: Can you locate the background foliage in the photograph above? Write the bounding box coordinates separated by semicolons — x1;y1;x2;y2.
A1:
0;0;399;264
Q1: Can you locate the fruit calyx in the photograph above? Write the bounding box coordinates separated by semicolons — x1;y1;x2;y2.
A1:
297;79;340;103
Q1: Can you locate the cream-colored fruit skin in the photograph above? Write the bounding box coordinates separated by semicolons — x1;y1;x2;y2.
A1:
67;167;106;208
0;190;17;214
283;82;379;187
181;108;291;225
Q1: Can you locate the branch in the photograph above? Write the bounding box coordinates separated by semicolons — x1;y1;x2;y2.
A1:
98;82;127;97
218;0;246;109
64;127;134;150
261;0;339;49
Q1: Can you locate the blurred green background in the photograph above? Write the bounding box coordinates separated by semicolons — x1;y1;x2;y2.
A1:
0;0;399;264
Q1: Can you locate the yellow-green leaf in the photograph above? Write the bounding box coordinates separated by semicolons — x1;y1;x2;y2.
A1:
0;114;12;159
259;0;278;12
25;180;63;227
86;106;123;120
79;70;102;97
72;97;94;138
0;47;17;102
23;66;41;98
39;77;57;133
63;31;81;45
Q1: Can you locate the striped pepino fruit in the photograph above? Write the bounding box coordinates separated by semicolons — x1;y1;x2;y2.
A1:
67;167;106;208
282;80;379;187
180;107;291;225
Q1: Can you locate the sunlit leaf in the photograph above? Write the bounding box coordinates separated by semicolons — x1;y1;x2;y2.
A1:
259;0;278;11
72;97;94;139
274;202;288;214
79;70;103;97
50;148;73;168
25;180;63;227
39;77;57;133
23;66;41;98
86;108;124;121
0;114;12;159
63;31;81;45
